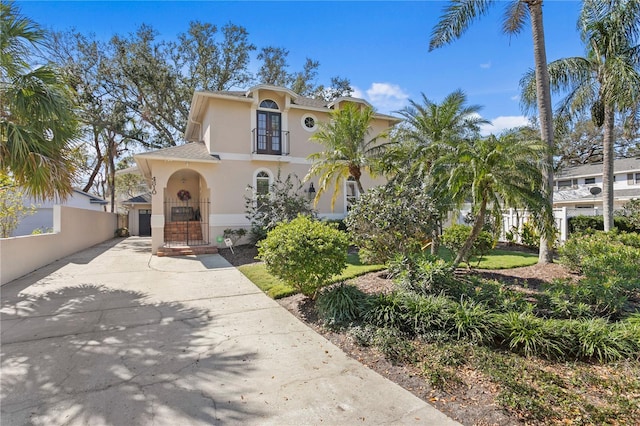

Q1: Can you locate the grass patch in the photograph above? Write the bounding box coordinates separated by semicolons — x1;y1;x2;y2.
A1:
238;252;385;299
438;247;538;269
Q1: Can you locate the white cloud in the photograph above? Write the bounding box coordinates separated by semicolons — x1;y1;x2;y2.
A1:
351;86;364;99
351;82;409;114
510;95;520;101
480;115;530;136
480;62;491;69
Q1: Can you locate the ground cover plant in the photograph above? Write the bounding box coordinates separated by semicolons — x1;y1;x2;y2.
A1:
267;230;640;425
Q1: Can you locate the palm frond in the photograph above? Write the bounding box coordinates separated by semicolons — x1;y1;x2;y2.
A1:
429;0;494;51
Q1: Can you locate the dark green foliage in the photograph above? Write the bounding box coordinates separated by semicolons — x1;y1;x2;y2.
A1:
316;283;368;326
495;310;562;358
245;171;316;242
362;292;407;330
568;215;639;234
257;216;348;299
441;224;495;266
397;293;453;336
323;219;347;232
345;182;440;264
388;252;455;296
591;98;605;127
450;299;496;343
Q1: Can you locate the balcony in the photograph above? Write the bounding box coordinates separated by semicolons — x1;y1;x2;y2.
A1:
251;128;290;161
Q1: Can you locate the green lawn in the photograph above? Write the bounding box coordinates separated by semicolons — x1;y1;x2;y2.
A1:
438;247;538;269
237;253;385;299
239;248;538;299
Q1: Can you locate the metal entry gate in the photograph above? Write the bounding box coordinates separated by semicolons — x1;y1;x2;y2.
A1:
163;199;210;247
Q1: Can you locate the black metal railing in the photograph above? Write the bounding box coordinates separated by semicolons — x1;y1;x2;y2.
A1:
163;198;210;247
251;129;290;156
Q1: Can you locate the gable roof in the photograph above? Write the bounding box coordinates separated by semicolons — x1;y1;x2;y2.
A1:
135;142;220;163
72;189;108;205
556;157;640;179
134;142;220;179
123;193;152;204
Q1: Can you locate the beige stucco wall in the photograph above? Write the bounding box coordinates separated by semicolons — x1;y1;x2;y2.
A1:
144;87;395;253
0;205;117;285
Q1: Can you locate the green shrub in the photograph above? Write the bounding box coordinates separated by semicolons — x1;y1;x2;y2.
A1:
362;292;406;330
316;283;367;326
257;215;348;299
495;310;563;358
616;198;640;230
559;231;640;291
441;224;495;265
245;171;316;242
399;293;453;335
568;318;629;362
449;299;496;343
345;182;441;264
568;214;639;234
388;253;455;296
520;221;539;249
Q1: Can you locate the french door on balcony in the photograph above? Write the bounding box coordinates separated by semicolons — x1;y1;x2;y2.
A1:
256;111;281;155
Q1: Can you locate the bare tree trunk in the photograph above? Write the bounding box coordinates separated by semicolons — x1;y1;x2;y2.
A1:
528;0;555;264
453;199;487;268
602;104;615;231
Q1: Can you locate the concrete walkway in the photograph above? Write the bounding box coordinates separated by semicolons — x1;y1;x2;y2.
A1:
1;237;459;425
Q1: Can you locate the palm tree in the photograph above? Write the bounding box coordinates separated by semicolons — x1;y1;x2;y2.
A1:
393;89;488;174
430;0;555;264
306;103;388;209
433;129;552;268
520;0;640;231
0;2;78;200
389;90;488;254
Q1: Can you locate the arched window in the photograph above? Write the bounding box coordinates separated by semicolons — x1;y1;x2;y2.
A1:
259;99;279;110
254;169;272;209
256;170;271;196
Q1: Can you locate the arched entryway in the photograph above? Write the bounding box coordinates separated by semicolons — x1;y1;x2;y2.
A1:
164;169;210;246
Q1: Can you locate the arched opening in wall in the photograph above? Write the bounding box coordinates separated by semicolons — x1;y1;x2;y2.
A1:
164;169;210;246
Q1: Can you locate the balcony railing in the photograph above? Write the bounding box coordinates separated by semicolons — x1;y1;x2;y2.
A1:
251;129;290;156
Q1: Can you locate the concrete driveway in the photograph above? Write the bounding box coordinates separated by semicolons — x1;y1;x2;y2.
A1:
1;237;458;425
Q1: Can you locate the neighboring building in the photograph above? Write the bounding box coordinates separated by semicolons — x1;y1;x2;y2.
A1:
122;193;152;236
11;189;107;236
134;85;398;254
552;157;640;215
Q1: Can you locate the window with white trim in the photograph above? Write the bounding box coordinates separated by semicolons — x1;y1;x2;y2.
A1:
345;177;359;212
584;177;596;185
301;113;317;132
254;169;272;208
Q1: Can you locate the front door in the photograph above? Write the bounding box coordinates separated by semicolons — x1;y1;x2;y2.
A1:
256;111;281;155
139;209;151;236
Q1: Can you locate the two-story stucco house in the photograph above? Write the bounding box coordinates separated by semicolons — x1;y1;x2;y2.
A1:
131;85;398;255
552;157;640;215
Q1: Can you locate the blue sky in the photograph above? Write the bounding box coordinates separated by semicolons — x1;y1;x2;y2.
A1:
19;0;584;134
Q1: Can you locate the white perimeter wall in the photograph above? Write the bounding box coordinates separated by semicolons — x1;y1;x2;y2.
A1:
0;205;117;285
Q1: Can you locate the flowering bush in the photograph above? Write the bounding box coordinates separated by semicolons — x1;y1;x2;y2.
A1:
177;189;191;201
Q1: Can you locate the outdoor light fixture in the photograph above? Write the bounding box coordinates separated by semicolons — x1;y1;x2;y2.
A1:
307;182;316;200
151;176;157;195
